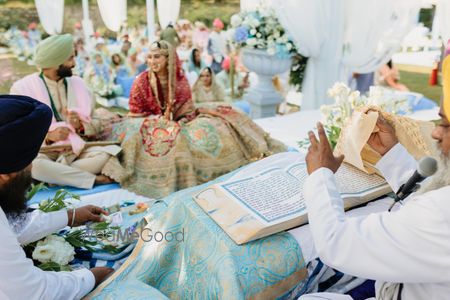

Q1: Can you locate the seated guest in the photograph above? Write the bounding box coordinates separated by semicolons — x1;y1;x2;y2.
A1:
84;52;128;110
192;67;226;105
159;24;180;48
111;53;134;98
352;72;374;95
10;34;121;189
127;48;146;76
111;53;131;79
74;38;89;78
187;48;206;76
207;18;227;74
121;40;132;57
93;38;110;65
299;56;450;299
376;60;409;92
192;21;209;51
215;56;250;101
0;95;113;299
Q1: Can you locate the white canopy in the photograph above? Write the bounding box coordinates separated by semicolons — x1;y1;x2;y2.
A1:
34;0;64;35
270;0;421;109
97;0;127;32
157;0;181;29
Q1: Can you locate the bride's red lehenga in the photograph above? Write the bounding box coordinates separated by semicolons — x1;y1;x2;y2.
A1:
102;41;286;198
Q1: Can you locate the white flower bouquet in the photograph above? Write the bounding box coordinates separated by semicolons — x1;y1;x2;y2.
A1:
299;82;409;149
230;7;296;58
23;184;122;272
32;235;75;269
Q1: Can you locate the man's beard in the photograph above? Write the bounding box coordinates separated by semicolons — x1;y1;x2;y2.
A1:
56;65;73;78
417;144;450;194
0;169;32;216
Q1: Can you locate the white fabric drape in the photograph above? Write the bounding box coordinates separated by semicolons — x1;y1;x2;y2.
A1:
157;0;180;29
97;0;126;32
273;0;420;109
241;0;273;11
274;0;346;110
241;0;261;11
436;0;450;45
34;0;64;35
121;0;127;24
341;0;421;74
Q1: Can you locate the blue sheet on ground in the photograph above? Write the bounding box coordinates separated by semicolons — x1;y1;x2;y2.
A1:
27;183;121;206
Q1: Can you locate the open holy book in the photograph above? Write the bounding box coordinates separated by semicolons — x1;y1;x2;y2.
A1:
193;152;392;245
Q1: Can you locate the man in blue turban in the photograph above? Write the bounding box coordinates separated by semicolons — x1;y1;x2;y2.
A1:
0;95;113;299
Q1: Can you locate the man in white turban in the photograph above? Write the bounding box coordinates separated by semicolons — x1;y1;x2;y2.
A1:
11;34;121;189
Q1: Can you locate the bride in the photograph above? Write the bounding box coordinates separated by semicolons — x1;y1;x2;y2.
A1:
103;40;285;198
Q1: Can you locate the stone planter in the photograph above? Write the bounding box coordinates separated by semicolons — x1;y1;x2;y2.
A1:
241;48;292;118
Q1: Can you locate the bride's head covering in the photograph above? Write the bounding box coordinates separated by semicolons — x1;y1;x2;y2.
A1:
149;40;183;119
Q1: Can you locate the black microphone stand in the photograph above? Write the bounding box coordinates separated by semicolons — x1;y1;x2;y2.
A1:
388;183;421;212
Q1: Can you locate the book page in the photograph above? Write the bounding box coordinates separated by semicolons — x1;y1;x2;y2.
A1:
221;164;308;225
228;152;306;181
335;163;389;197
216;152;389;226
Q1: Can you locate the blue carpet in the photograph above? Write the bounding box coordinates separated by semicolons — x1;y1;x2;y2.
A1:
27;183;121;205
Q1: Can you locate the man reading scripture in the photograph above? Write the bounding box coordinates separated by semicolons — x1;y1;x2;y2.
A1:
300;56;450;299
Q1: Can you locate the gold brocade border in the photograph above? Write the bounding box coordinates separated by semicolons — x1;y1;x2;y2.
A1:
249;262;308;300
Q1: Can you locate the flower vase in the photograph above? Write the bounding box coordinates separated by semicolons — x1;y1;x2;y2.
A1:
241;48;292;118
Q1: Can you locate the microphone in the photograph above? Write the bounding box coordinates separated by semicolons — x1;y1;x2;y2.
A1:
390;156;438;210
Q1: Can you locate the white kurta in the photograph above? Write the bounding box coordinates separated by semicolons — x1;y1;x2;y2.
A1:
303;143;450;299
0;208;95;300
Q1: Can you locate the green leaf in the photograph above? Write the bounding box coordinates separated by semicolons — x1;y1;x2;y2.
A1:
26;183;47;201
102;244;122;254
38;189;80;213
89;222;111;231
37;262;72;272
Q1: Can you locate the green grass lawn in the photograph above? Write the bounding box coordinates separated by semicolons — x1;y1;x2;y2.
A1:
1;56;443;107
0;55;36;93
400;70;442;104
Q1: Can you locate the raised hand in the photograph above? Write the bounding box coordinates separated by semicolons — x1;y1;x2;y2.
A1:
306;122;345;174
367;115;398;156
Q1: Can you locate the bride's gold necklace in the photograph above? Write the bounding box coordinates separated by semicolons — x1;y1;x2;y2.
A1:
158;75;169;110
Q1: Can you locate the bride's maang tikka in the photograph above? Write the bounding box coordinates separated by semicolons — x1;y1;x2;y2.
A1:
150;41;169;56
